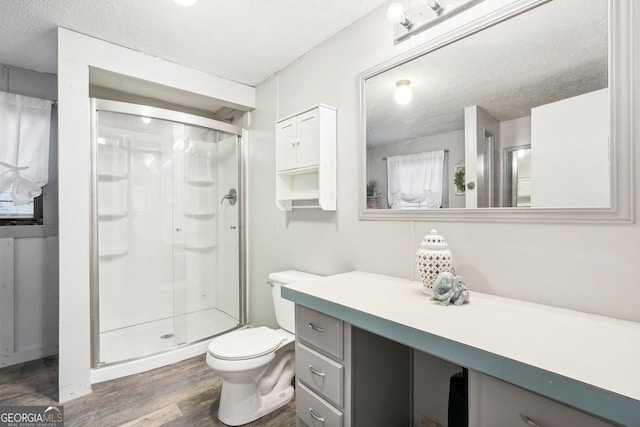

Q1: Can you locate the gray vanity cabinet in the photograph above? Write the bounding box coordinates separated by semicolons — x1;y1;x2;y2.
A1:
294;305;412;427
295;305;351;427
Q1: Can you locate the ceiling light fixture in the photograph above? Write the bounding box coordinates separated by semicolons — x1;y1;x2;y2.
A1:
394;80;413;105
174;0;199;6
389;0;484;44
141;117;151;124
386;3;413;30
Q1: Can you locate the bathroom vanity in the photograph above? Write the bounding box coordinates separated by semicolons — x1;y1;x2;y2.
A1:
283;271;640;426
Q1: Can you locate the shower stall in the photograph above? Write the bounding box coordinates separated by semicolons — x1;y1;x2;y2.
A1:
90;99;245;367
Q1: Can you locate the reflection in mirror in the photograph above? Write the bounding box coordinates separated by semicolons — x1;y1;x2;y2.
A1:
504;146;531;207
364;0;608;210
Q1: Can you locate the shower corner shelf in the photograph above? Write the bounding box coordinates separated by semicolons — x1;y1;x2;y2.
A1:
185;178;215;186
98;210;128;218
99;247;129;258
98;171;128;180
184;242;217;251
184;210;216;218
275;104;336;211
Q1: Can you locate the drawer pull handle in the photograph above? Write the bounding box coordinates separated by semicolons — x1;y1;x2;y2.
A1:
309;365;326;377
520;415;540;427
309;408;325;422
308;322;325;332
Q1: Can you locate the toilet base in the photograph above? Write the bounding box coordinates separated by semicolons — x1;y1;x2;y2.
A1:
218;383;294;426
214;346;296;426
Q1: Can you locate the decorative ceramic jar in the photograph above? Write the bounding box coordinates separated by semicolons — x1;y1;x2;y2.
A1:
416;229;453;293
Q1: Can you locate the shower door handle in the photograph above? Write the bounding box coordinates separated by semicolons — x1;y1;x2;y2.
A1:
220;188;237;205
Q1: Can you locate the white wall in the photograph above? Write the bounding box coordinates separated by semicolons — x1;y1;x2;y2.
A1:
57;28;255;402
0;64;58;369
247;0;640;336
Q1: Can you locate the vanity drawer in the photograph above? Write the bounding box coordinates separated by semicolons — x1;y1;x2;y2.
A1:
297;381;343;427
296;305;343;359
472;373;615;427
296;342;344;406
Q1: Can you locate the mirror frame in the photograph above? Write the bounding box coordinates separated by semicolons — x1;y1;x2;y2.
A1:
359;0;633;223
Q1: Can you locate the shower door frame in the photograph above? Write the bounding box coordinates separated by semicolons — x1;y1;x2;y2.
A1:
89;98;247;368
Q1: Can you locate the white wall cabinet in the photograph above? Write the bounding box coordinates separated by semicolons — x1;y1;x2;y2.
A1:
276;109;320;171
275;105;336;210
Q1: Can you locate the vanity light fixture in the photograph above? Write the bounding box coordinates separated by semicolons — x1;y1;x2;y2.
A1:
423;0;445;16
394;80;413;105
174;0;199;6
386;3;413;30
389;0;484;44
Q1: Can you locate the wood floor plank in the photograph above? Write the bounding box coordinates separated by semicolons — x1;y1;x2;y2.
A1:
118;403;183;427
0;357;58;404
0;354;297;426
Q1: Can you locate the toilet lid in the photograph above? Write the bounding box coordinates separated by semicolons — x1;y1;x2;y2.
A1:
207;327;285;360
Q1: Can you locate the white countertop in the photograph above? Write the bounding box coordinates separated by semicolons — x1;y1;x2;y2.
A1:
283;271;640;407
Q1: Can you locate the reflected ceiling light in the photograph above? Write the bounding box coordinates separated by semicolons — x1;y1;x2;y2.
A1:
174;0;198;6
394;80;413;105
386;3;413;30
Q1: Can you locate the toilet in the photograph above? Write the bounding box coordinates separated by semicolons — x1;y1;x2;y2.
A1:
206;270;320;426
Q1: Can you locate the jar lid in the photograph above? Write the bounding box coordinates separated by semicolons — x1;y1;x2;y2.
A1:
421;229;448;249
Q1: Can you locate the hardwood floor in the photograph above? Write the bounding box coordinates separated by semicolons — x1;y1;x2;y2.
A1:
0;355;297;426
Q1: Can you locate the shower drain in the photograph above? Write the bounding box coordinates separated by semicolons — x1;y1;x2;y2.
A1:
160;333;174;339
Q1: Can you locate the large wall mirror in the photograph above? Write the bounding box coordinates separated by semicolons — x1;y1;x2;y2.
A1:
360;0;633;222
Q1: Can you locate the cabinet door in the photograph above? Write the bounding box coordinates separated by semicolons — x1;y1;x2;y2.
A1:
276;117;297;171
295;109;320;169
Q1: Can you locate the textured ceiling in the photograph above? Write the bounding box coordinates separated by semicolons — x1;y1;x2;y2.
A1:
0;0;387;86
366;0;608;146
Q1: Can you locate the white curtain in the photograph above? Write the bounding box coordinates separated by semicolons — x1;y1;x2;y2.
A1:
0;91;52;205
387;150;445;209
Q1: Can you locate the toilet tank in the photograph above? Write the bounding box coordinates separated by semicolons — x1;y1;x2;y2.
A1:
269;270;321;333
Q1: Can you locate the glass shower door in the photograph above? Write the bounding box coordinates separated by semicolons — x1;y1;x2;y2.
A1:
176;124;241;345
93;100;242;366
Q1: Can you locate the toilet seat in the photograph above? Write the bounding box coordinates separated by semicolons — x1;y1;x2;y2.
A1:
208;327;285;361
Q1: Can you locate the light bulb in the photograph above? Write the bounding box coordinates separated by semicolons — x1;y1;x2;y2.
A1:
394;80;413;105
174;0;198;6
386;3;406;24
